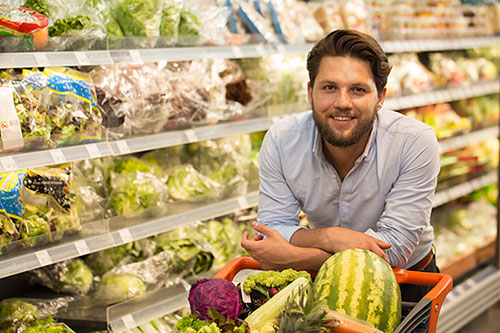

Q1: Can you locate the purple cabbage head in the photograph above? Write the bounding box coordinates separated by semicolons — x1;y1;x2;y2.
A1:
188;278;243;320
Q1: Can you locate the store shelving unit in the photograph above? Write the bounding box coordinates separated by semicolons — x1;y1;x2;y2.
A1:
0;36;498;332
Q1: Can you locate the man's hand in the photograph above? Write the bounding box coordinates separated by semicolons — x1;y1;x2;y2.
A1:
291;227;392;263
241;222;331;271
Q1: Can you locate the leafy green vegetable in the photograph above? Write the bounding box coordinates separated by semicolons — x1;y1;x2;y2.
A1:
23;0;51;17
56;259;94;294
243;269;312;299
166;165;219;201
177;9;200;45
85;242;133;275
114;0;163;36
0;299;38;330
96;273;146;305
158;0;181;46
107;171;168;217
48;15;92;37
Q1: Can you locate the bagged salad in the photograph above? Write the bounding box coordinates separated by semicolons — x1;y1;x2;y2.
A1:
0;4;49;51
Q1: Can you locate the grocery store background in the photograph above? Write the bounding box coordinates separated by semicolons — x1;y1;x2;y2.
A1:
0;0;499;332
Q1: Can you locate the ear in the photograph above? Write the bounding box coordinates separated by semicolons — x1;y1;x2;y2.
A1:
376;87;387;111
307;81;312;106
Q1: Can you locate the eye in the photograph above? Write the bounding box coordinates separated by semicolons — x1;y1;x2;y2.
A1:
323;84;336;90
352;87;366;93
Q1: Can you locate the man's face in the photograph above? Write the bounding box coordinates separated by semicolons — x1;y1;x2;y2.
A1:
308;56;386;147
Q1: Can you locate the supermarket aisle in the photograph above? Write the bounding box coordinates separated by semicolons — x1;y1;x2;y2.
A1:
457;300;500;333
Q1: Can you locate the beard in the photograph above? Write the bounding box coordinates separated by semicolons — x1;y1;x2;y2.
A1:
312;101;377;147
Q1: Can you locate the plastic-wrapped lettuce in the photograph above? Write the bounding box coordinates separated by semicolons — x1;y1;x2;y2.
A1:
157;0;181;46
0;299;38;331
108;171;168;218
29;258;94;295
154;225;214;276
113;0;163;48
96;272;146;305
85;242;133;276
166;164;221;201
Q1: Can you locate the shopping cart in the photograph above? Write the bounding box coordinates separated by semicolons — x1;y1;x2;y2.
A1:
214;257;453;333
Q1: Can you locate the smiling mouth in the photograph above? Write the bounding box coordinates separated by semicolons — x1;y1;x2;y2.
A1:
331;115;354;121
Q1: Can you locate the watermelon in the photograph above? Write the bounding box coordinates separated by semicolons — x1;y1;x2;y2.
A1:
312;248;401;333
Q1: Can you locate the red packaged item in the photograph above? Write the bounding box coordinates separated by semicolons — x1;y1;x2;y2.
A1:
0;5;49;51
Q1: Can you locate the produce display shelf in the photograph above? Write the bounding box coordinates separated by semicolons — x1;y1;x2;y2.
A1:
0;191;259;279
384;79;500;111
432;171;498;208
107;282;190;332
440;237;496;279
0;116;274;173
437;265;500;333
0;36;499;69
438;125;499;154
0;101;496;174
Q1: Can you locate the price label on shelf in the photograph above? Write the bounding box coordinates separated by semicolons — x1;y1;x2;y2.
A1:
129;50;144;65
276;44;286;54
74;240;90;256
237;196;249;210
34;53;50;67
231;46;244;59
0;156;17;171
50;150;66;164
115;140;131;155
255;44;266;57
118;228;134;244
184;129;198;143
35;250;52;266
121;314;137;329
74;52;91;66
86;144;101;158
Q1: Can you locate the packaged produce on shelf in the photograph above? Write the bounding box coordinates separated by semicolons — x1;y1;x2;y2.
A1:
386;53;436;97
28;258;94;295
95;272;146;305
310;1;344;35
0;163;80;254
433;196;497;268
0;67;103;152
402;102;472;139
92;59;258;138
450;94;499;129
437;139;499;191
427;52;468;86
21;0;107;51
236;0;279;44
0;298;75;332
0;4;49;51
278;0;324;43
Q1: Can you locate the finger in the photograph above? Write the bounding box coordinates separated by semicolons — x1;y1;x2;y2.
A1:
251;221;275;237
241;232;250;248
372;246;389;263
377;241;392;249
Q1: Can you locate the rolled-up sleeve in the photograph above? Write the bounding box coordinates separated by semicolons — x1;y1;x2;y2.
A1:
366;128;440;267
257;129;303;242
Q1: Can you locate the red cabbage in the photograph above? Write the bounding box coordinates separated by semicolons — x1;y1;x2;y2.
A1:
188;278;243;320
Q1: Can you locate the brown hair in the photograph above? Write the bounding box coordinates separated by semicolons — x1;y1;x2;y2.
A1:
306;29;392;94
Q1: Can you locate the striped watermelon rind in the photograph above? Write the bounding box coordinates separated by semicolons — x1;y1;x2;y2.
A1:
312;248;402;333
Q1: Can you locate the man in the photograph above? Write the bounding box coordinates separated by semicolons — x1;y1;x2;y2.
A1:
241;29;441;302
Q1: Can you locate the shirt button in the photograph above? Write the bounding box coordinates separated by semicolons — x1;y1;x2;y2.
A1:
342;201;347;205
333;175;336;179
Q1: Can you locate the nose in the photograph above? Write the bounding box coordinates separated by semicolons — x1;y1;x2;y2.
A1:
334;90;353;110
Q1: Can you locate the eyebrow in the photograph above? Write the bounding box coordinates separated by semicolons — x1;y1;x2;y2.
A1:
317;80;372;89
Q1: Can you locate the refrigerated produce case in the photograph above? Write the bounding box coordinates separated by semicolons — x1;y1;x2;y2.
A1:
0;1;499;332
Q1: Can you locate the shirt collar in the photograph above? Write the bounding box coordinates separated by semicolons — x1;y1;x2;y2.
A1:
312;113;379;163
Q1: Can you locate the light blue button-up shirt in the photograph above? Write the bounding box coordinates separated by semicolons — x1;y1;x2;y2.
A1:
257;109;440;269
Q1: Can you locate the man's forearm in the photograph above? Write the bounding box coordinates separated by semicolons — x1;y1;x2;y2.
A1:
270;246;332;271
290;227;330;250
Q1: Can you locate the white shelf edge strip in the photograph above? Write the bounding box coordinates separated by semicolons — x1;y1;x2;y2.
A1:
0;117;272;173
437;266;500;333
109;283;189;332
384;79;500;110
432;171;498;208
438;125;499;154
1;37;499;68
0;191;259;279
